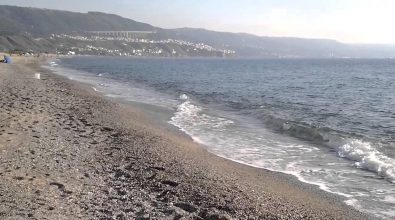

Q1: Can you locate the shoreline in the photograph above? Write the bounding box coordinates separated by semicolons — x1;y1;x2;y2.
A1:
0;57;371;219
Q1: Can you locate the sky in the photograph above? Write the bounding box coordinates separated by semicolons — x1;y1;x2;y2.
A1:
1;0;395;44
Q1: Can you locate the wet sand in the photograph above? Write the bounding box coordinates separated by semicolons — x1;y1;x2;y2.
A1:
0;57;371;219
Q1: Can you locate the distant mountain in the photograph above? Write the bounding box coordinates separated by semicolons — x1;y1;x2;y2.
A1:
0;5;154;35
1;5;395;58
157;28;345;57
157;28;395;58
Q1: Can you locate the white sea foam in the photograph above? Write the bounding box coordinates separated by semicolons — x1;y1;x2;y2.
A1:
180;94;188;100
345;198;361;208
384;195;395;204
170;95;234;134
338;139;395;182
170;95;340;194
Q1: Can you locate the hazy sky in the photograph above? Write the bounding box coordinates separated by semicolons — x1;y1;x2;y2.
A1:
1;0;395;44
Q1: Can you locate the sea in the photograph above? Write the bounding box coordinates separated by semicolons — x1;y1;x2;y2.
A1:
47;57;395;219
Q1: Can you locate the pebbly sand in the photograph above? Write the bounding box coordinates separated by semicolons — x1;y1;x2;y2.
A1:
0;57;372;219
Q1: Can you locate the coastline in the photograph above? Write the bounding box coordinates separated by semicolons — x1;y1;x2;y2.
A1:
0;57;371;219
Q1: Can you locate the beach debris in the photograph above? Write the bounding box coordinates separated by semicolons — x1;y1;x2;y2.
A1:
34;73;41;79
113;168;131;179
101;126;114;131
49;182;73;195
161;180;179;187
174;202;198;213
149;166;165;171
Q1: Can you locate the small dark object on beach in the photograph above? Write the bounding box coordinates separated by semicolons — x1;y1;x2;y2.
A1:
174;202;198;213
161;180;179;187
101;126;114;132
150;166;165;171
49;182;66;190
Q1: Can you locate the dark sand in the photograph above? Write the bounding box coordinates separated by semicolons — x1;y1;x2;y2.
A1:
0;57;372;219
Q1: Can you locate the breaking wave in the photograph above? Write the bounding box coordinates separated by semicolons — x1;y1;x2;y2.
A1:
169;94;234;144
171;94;395;183
338;139;395;182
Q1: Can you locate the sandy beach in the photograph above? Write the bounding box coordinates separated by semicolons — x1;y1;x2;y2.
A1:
0;57;371;219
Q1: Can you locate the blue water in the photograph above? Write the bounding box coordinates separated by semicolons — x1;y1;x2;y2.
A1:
48;57;395;219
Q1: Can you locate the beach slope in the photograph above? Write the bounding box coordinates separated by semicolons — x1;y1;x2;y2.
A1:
0;57;370;219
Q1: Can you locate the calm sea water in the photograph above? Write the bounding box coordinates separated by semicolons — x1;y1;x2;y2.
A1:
48;57;395;219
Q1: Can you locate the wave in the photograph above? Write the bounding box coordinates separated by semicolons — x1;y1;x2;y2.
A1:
169;94;234;144
338;139;395;182
246;108;395;181
245;108;334;144
170;94;395;184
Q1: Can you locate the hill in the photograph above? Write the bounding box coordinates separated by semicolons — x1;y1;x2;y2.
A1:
1;5;395;58
158;28;395;58
0;5;154;35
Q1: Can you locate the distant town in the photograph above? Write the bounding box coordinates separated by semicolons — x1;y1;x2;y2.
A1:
42;32;236;57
